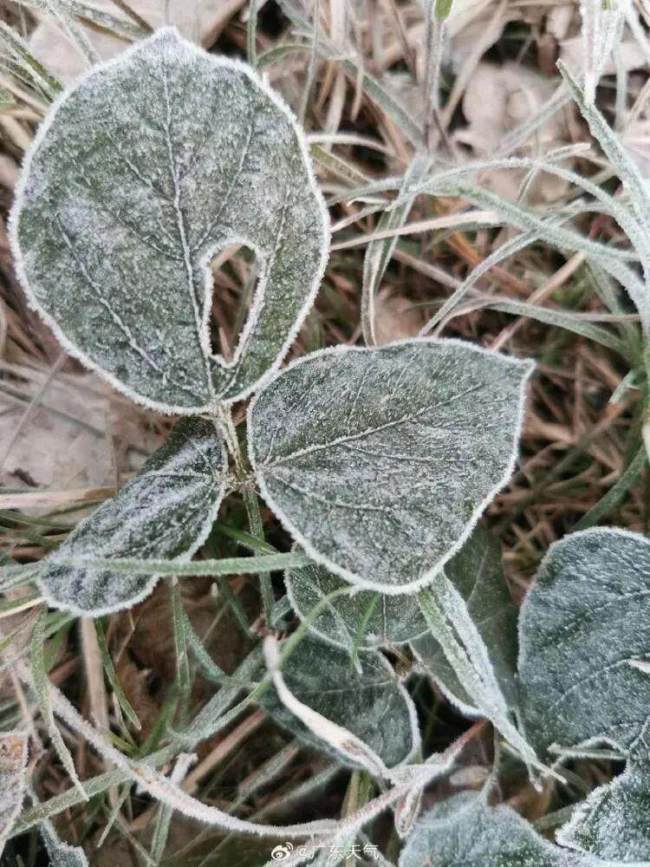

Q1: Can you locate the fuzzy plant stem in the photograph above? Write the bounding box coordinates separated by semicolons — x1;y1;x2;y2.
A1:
216;405;275;626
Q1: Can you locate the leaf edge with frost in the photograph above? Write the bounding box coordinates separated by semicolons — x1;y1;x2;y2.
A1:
36;417;229;618
8;26;330;416
248;337;534;596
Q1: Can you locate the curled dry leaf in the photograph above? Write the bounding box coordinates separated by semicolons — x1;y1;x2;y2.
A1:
456;62;571;203
29;0;243;84
0;372;115;494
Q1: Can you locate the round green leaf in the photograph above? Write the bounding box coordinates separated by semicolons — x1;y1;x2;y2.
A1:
10;27;329;413
518;528;650;757
400;792;583;866
558;722;650;862
259;636;419;770
249;339;533;594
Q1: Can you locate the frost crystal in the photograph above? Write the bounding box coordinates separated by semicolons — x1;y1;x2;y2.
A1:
10;27;329;414
259;636;419;770
249;338;533;593
38;417;227;616
519;528;650;756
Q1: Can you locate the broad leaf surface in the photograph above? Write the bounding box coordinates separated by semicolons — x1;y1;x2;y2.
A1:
258;636;419;769
518;528;650;756
412;525;518;714
286;557;427;651
10;27;328;413
249;339;533;593
399;792;584;867
0;731;28;859
38;417;227;616
558;722;650;863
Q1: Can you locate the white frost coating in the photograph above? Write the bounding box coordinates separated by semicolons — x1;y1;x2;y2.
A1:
399;790;589;867
417;573;543;775
37;417;228;617
286;556;428;651
249;337;534;595
259;634;420;771
0;730;28;860
46;676;450;842
264;635;388;778
411;524;518;714
518;527;650;758
40;817;89;867
558;720;650;863
9;27;330;415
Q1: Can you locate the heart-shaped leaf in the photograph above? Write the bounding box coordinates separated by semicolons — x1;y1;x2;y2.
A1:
412;525;518;715
10;27;329;414
286;557;428;651
0;731;28;860
518;528;650;757
558;726;650;863
249;339;533;593
399;791;585;867
258;635;419;770
38;417;227;616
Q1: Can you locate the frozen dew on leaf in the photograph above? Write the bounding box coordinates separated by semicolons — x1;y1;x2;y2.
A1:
40;818;89;867
399;791;586;866
258;635;419;771
286;555;428;651
37;417;227;617
518;528;650;757
412;523;518;716
10;27;329;414
249;338;534;594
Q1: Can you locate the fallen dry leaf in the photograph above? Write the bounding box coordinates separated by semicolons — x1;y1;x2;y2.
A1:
29;0;246;84
455;61;571;202
373;289;424;345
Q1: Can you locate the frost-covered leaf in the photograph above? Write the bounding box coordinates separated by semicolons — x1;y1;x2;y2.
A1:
258;636;419;770
263;635;388;778
249;339;533;594
399;791;584;867
412;524;518;715
10;27;328;414
418;573;539;772
286;557;427;651
38;416;227;616
40;818;88;867
557;721;650;863
0;730;28;859
518;528;650;757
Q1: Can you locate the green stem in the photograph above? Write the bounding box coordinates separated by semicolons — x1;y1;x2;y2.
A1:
216;406;275;626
